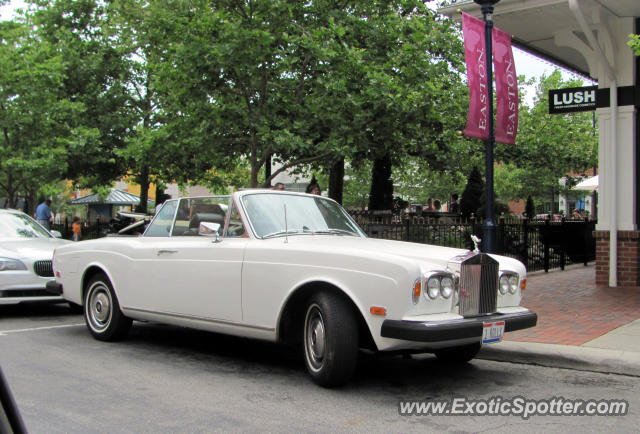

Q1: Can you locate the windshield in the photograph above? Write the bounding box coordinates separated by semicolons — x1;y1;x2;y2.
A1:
241;193;365;239
0;212;52;239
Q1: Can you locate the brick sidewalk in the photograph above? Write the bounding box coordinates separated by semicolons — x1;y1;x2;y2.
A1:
505;264;640;345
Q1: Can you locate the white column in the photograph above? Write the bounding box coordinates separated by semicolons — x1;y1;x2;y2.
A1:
595;104;636;231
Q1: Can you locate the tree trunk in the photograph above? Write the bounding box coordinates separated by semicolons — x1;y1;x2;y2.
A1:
264;154;272;188
136;165;150;213
368;153;394;211
4;172;16;209
250;137;259;188
27;188;38;217
328;157;344;205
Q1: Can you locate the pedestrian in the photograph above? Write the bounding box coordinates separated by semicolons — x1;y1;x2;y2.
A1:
272;182;285;191
433;199;442;212
306;182;321;195
425;198;434;211
72;216;82;241
35;198;52;230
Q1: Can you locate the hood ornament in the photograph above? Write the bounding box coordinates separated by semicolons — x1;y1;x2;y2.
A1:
470;235;481;253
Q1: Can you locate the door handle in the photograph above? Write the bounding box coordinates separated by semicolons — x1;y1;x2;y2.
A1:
157;249;178;256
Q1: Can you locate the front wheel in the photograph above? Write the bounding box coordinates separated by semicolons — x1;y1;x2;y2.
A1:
303;291;359;387
434;342;481;363
84;273;131;341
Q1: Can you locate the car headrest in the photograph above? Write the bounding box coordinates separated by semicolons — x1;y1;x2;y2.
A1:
189;212;225;229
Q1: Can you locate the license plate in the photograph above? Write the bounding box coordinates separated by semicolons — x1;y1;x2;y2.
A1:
482;321;505;344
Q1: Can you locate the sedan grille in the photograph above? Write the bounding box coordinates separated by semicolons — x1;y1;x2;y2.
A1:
458;253;498;317
33;260;54;277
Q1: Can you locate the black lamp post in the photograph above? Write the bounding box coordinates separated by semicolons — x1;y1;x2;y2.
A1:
474;0;499;253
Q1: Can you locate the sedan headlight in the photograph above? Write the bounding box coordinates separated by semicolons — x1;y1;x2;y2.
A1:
440;276;454;299
0;257;27;271
425;273;457;300
508;275;519;294
499;272;519;295
427;277;441;299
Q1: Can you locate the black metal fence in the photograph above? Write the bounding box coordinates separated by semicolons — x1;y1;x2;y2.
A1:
348;211;596;272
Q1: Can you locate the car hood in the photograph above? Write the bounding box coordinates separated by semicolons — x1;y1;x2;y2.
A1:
269;235;469;270
261;235;525;274
0;238;72;260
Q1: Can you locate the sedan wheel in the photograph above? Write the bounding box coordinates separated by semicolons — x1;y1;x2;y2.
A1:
84;273;131;341
303;291;358;387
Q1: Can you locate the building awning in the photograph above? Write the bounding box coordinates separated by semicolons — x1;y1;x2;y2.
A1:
573;175;598;191
439;0;640;79
68;188;153;206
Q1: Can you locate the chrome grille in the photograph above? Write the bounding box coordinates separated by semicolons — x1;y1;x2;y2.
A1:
33;260;54;277
458;253;498;317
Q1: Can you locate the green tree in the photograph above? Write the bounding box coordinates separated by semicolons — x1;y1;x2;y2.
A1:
31;0;133;188
342;161;372;209
628;34;640;55
495;70;598;210
0;18;86;211
151;1;467;196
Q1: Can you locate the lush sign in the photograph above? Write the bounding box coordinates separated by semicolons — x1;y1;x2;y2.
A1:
549;86;597;114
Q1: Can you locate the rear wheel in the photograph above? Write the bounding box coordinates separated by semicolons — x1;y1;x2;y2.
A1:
84;273;131;341
303;291;359;387
434;342;481;363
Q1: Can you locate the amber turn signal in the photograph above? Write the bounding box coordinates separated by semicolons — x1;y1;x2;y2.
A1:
520;278;527;291
370;306;387;316
412;280;421;304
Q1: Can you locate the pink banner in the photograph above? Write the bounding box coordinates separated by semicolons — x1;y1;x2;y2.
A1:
493;26;518;145
462;13;489;141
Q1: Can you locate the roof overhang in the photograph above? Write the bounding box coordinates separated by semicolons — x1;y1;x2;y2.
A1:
438;0;640;79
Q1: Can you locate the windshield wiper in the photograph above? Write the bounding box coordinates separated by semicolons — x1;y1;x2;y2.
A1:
262;229;310;239
312;229;358;236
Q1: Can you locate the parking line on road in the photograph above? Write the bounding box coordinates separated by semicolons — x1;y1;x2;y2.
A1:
0;323;85;336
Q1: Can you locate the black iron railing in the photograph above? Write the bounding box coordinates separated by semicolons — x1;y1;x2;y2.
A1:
348;211;596;273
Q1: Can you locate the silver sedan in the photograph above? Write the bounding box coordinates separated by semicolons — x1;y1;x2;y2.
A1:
0;209;72;306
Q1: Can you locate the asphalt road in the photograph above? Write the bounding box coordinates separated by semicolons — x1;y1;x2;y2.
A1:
1;303;638;433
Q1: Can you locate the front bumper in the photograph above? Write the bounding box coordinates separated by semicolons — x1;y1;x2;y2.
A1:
45;280;63;295
0;278;64;305
381;310;537;343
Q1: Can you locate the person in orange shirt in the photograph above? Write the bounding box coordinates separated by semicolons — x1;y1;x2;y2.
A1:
72;216;82;241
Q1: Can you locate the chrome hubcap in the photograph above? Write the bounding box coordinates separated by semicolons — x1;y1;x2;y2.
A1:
88;283;112;330
305;305;326;372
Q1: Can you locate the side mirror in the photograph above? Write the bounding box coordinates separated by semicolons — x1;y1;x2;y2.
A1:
199;222;222;241
50;230;63;238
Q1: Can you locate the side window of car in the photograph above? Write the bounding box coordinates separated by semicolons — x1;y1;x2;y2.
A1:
225;202;246;238
172;199;192;236
144;201;177;237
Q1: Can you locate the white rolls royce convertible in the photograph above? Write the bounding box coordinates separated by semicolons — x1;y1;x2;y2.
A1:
47;190;536;387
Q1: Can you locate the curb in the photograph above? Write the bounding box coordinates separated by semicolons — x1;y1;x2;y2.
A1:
477;340;640;377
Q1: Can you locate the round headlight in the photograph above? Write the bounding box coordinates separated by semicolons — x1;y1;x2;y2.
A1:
440;276;454;299
427;277;440;299
499;275;509;295
508;275;519;294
